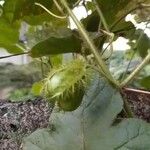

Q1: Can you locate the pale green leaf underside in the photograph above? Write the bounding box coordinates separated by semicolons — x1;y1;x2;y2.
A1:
23;76;124;150
24;118;150;150
97;119;150;150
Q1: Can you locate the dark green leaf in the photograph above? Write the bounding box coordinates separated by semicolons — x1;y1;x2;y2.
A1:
0;18;23;53
125;29;150;58
82;0;135;32
67;0;78;7
98;119;150;150
97;0;133;26
3;0;53;23
82;11;100;32
0;19;19;44
111;21;135;36
2;0;68;26
3;0;22;22
30;29;82;57
140;76;150;90
137;33;150;58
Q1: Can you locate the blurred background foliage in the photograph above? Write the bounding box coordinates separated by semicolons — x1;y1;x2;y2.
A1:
0;1;149;149
0;0;149;102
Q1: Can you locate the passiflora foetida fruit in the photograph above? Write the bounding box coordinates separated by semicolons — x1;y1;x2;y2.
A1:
42;59;90;111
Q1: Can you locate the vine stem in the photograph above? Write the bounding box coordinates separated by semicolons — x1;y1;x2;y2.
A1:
60;0;119;87
121;50;150;87
94;0;114;57
93;0;109;32
53;0;65;14
0;52;28;59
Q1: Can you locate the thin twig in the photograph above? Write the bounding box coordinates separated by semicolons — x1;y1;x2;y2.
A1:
0;52;28;59
35;2;66;19
121;51;136;81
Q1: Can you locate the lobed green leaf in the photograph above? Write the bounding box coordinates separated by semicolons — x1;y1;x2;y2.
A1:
23;75;124;149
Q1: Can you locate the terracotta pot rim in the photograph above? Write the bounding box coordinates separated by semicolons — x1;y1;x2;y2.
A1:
122;87;150;95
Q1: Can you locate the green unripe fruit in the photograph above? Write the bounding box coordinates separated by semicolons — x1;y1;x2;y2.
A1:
43;59;89;111
58;82;85;111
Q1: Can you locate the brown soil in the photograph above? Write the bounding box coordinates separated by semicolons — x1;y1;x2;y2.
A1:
122;88;150;122
0;97;53;150
0;89;149;149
